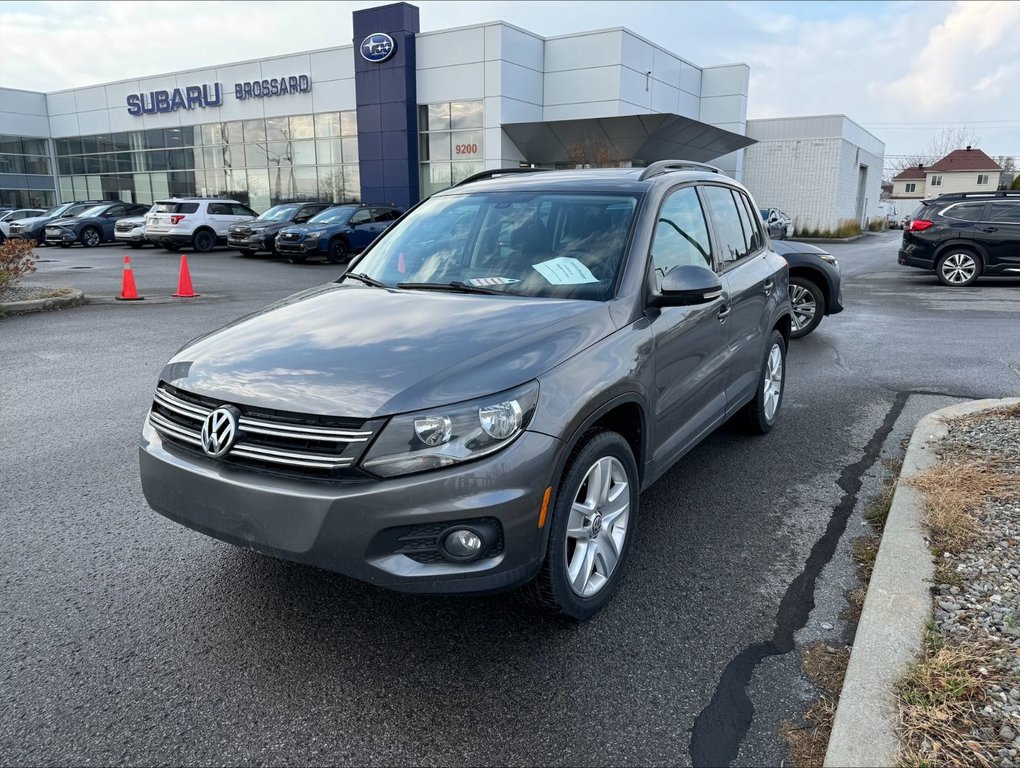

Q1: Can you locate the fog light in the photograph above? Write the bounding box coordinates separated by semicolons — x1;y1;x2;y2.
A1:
442;529;483;561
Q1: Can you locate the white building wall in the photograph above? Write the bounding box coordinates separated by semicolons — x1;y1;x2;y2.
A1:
0;88;50;137
743;115;886;231
699;64;749;180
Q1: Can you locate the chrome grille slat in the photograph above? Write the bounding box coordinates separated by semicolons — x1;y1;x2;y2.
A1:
151;384;373;476
149;411;202;446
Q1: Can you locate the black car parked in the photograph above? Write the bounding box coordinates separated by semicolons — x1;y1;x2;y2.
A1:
898;191;1020;286
227;202;333;257
44;202;151;248
771;240;844;337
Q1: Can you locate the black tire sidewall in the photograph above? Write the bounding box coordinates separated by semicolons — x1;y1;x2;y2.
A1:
542;431;639;620
937;250;981;287
746;329;786;434
327;238;347;264
789;277;825;338
193;230;215;253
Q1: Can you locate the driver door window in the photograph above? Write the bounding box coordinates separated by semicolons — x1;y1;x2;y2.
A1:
350;209;372;227
650;186;713;290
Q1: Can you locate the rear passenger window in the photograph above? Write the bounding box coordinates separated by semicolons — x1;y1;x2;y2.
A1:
942;202;986;222
987;202;1020;223
702;185;750;264
651;186;712;289
736;193;766;252
207;203;231;215
372;209;398;223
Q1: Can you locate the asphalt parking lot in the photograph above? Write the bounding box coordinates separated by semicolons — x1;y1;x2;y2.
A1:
2;232;1020;766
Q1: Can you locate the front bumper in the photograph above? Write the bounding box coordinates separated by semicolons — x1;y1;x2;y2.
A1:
115;229;146;243
227;235;267;250
139;419;561;593
44;231;76;244
276;239;319;254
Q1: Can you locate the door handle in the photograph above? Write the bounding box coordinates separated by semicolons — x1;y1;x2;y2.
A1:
763;279;774;296
979;226;998;233
717;304;731;323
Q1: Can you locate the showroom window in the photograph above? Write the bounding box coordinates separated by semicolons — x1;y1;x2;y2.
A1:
53;111;360;211
419;100;483;198
0;134;55;208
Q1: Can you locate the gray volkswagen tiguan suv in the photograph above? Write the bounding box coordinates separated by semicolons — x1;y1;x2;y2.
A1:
140;161;793;619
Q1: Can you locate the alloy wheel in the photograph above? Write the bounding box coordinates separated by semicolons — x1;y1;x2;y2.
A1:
763;343;784;421
564;456;630;597
940;253;977;285
789;284;816;332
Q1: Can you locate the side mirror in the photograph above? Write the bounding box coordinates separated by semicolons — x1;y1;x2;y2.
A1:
651;264;723;307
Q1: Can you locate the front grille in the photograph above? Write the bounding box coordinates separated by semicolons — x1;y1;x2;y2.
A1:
148;383;379;480
392;518;504;564
115;223;134;232
230;227;252;237
280;232;299;240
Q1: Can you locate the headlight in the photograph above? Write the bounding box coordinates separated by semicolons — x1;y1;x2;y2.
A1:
362;381;539;478
819;254;839;269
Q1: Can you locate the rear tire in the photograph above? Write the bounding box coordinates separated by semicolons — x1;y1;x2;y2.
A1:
239;248;257;258
522;430;639;621
192;230;215;253
129;242;143;249
936;249;981;287
739;329;786;434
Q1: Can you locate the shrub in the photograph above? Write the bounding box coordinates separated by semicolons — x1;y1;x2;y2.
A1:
0;238;38;296
867;216;886;232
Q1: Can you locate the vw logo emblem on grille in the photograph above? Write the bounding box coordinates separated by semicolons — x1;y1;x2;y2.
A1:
360;32;396;62
200;406;240;458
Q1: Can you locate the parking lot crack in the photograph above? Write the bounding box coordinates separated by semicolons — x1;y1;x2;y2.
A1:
688;392;908;767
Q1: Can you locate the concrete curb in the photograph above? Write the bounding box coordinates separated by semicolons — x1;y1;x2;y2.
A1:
0;289;86;315
824;397;1020;767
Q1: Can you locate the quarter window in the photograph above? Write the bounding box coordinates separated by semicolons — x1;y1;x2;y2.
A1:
702;185;751;265
650;186;712;289
734;191;765;253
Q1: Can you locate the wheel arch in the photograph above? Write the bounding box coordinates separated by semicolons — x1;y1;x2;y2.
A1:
933;239;987;265
788;265;830;304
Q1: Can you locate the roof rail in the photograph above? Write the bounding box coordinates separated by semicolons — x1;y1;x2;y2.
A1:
453;167;551;188
638;160;723;181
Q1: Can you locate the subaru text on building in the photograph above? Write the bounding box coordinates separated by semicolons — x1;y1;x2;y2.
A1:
898;191;1020;286
139;162;794;620
227;202;332;257
275;203;403;264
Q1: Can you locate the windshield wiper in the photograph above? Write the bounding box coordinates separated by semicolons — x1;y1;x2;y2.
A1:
342;272;386;288
396;281;506;296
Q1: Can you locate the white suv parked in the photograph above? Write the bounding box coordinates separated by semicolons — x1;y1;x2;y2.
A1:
145;198;257;252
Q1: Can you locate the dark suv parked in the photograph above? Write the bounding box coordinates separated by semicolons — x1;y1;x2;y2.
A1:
227;201;333;257
898;191;1020;286
44;202;151;247
139;162;793;620
275;202;404;263
8;200;107;244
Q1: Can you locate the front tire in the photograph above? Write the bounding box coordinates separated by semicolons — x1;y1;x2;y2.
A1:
937;249;981;287
80;227;101;248
239;248;257;258
192;230;215;253
327;237;348;264
740;329;786;434
523;430;639;620
789;277;826;338
287;254;307;264
129;242;143;249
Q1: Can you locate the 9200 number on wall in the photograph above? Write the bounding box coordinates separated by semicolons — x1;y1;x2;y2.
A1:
455;144;479;155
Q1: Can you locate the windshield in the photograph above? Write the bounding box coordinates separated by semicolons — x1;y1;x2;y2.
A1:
308;206;355;225
350;191;640;301
79;205;110;218
256;204;300;222
40;204;72;218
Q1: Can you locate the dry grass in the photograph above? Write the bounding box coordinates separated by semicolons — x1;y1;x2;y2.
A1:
897;634;1010;767
782;643;851;767
842;585;868;623
37;287;73;299
933;559;964;588
948;402;1020;422
908;460;1019;552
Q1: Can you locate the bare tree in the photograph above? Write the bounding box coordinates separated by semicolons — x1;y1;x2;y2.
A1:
565;136;623;168
890;125;982;176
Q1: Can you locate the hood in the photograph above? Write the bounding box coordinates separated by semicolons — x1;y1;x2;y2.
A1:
12;215;55;229
773;240;829;257
161;284;616;418
119;216;146;226
48;216;92;227
240;221;285;233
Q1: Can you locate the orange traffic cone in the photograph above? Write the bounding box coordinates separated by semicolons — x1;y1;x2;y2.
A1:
172;255;200;298
116;255;143;301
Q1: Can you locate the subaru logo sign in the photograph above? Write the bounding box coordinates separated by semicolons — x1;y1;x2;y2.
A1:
360;33;396;63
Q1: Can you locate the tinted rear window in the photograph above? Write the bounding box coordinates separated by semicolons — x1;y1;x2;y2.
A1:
154;202;199;214
941;202;986;222
987;201;1020;223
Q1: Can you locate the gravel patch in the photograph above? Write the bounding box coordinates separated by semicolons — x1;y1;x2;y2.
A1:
931;410;1020;767
0;284;75;303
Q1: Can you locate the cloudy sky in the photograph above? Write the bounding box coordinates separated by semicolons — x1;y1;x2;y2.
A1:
1;0;1018;169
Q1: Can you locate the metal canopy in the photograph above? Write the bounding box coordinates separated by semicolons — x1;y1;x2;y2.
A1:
501;113;756;165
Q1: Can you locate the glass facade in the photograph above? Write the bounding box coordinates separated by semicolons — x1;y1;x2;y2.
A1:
418;101;484;198
53;111;360;212
0;134;56;208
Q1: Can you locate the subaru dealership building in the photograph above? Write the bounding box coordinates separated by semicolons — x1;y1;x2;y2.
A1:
0;2;884;229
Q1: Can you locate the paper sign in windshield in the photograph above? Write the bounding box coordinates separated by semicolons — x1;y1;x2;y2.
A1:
531;257;598;285
467;277;519;286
